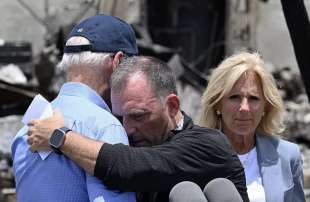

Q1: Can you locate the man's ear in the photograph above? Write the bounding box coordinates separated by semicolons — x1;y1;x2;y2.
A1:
112;51;124;71
165;94;180;118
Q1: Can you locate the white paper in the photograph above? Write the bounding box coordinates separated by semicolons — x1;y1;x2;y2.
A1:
22;94;53;160
22;94;53;124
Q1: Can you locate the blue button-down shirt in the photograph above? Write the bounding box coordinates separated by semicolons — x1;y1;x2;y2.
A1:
12;82;136;202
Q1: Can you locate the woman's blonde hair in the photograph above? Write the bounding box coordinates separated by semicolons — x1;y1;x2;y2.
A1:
200;52;285;135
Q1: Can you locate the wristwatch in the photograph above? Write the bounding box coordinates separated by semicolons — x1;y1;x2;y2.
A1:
49;127;72;154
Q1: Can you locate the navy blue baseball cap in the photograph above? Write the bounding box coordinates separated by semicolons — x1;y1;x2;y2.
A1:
64;14;138;56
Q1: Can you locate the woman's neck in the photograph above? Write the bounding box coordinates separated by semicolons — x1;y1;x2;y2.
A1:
226;133;255;154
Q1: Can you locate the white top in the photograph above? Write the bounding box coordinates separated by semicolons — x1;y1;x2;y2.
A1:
238;147;266;202
176;116;184;130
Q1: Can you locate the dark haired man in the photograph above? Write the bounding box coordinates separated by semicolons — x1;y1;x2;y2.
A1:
27;56;249;202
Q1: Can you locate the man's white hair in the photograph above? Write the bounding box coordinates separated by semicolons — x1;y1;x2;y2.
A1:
57;36;111;71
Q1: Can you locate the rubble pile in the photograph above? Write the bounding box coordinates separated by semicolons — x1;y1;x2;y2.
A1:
0;115;21;202
273;67;310;142
0;152;15;202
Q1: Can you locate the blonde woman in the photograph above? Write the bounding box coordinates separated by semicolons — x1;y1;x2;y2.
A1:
200;52;305;202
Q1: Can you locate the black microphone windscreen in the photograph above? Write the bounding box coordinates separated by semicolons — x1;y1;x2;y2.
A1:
169;181;208;202
203;178;243;202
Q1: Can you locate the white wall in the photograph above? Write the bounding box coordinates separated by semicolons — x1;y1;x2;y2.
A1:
0;0;97;56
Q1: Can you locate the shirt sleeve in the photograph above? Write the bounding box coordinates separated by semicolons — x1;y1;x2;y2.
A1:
86;124;136;202
94;127;246;195
94;124;129;145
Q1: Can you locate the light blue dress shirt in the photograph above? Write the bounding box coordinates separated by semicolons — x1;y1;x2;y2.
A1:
12;82;136;202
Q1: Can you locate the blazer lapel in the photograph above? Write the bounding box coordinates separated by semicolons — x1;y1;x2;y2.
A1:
256;135;284;202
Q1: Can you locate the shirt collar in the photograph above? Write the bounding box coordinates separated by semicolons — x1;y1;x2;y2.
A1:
175;116;184;130
58;82;111;112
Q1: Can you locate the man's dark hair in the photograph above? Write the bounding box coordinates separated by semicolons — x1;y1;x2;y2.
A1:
111;56;177;101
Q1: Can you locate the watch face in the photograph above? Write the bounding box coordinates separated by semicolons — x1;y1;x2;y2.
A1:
50;129;65;148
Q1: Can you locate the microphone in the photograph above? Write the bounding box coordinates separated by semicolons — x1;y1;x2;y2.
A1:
203;178;243;202
169;181;208;202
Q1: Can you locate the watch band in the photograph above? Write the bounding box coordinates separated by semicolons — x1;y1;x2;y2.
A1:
59;127;72;134
54;147;63;155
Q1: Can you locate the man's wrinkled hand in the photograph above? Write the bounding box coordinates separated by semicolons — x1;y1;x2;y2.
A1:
27;110;65;152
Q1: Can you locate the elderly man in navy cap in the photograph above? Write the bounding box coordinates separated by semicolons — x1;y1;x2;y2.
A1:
11;14;138;202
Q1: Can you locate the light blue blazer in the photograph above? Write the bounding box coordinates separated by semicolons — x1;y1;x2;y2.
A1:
256;134;305;202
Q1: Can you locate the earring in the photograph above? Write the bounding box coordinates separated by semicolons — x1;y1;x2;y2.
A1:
216;110;222;130
262;111;265;116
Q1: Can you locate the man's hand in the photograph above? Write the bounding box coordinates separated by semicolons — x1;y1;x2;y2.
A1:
27;110;65;151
